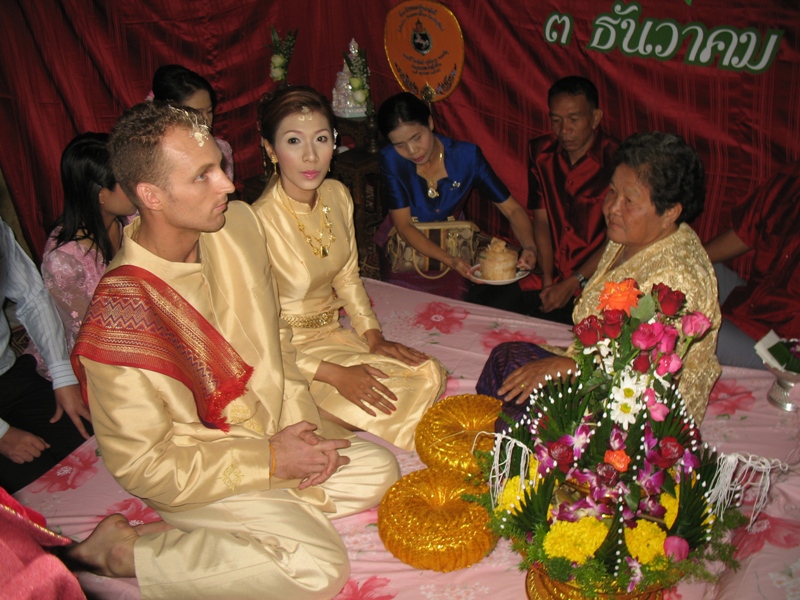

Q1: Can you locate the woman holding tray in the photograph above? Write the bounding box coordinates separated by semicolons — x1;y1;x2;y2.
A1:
376;92;537;299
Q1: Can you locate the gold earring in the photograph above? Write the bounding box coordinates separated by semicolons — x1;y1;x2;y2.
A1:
270;155;278;165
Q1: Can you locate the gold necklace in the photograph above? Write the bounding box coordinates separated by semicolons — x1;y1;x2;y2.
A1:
419;144;444;199
276;180;336;258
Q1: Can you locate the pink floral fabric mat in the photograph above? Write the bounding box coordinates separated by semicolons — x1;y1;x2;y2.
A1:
15;280;800;599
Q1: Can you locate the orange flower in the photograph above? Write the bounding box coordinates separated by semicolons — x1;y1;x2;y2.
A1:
604;449;631;473
597;279;642;315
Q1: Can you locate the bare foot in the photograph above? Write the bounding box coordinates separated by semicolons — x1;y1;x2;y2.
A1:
63;514;139;577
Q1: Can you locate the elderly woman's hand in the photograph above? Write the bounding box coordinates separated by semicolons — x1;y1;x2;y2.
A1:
496;355;578;404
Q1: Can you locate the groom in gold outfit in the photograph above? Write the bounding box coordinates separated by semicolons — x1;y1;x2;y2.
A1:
70;101;399;599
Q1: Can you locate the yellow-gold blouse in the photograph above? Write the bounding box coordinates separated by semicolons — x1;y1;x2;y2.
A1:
253;179;445;450
573;223;721;423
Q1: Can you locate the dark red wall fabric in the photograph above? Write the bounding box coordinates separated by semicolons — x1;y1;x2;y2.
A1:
1;0;798;273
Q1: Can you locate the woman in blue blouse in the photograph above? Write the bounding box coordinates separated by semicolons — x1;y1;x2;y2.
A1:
377;92;536;288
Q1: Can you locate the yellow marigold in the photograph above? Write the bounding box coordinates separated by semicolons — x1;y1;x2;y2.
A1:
496;476;527;515
625;520;667;564
597;278;642;315
495;463;539;515
662;488;679;529
543;517;608;564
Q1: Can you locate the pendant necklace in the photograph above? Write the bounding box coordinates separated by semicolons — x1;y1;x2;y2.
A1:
420;143;444;199
277;180;336;258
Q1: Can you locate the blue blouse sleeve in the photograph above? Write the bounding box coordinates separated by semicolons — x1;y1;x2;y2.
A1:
380;146;416;211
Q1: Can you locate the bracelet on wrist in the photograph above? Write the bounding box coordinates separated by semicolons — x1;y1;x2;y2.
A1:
574;272;588;289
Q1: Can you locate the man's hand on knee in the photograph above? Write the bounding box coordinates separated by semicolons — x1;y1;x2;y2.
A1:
0;426;50;463
270;421;351;488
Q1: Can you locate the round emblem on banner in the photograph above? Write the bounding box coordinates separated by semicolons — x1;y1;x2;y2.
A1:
384;0;464;102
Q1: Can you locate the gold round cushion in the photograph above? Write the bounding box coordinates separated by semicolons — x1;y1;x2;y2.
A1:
415;394;502;474
378;467;497;572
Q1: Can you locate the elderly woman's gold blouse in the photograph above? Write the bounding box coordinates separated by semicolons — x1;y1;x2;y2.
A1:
573;223;721;423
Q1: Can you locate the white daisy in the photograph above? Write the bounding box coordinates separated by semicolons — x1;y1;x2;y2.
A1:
609;371;645;430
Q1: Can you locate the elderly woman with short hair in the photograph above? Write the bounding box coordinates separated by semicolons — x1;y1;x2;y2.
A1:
479;132;721;424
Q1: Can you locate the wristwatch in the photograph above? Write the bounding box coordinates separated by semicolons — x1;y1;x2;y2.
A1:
574;272;588;289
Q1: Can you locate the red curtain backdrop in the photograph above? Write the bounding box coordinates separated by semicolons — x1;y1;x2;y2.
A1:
1;0;798;271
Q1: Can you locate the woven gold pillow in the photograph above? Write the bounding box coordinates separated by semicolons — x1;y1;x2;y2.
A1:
378;467;497;572
415;394;501;474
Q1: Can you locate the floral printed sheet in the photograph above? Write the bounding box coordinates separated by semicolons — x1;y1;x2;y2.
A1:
15;280;800;600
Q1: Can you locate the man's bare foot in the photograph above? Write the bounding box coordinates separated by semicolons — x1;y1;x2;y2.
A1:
62;514;139;577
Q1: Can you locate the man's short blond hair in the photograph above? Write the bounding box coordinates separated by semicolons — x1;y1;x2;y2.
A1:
108;101;209;204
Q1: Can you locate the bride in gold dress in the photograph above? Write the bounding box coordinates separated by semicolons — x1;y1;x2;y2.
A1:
253;86;445;451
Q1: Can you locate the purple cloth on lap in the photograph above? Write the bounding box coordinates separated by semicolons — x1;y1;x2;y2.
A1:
477;341;554;432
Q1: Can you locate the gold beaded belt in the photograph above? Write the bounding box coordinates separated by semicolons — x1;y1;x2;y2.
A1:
282;309;338;329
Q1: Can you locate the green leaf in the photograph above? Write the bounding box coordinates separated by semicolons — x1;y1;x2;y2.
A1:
630;294;656;322
270;25;280;49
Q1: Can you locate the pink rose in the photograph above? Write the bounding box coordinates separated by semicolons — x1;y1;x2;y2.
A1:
664;536;690;560
632;322;665;350
682;311;712;338
656;352;682;376
643;387;657;405
657;325;679;354
648;402;670;421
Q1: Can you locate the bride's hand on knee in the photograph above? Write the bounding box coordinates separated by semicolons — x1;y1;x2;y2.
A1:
366;329;427;366
316;362;397;416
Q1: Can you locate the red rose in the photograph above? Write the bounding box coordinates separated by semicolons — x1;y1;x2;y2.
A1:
652;283;686;317
601;309;627;340
573;315;602;346
549;441;574;473
649;436;684;469
596;462;621;487
632;352;651;374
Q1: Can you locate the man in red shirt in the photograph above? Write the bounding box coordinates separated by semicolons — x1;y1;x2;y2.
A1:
705;161;800;369
525;76;619;323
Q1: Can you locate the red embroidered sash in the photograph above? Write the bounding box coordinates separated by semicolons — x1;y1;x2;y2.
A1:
71;264;253;432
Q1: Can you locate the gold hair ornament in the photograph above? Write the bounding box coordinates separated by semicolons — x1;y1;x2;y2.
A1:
298;105;313;121
166;105;210;147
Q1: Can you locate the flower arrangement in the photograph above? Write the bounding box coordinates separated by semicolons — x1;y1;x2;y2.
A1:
475;279;747;597
766;337;800;374
268;25;298;83
343;44;373;116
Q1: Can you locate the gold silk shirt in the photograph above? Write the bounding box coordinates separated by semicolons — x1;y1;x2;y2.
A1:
80;202;338;513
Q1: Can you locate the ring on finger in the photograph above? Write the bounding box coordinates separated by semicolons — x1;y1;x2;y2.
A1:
520;383;527;389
